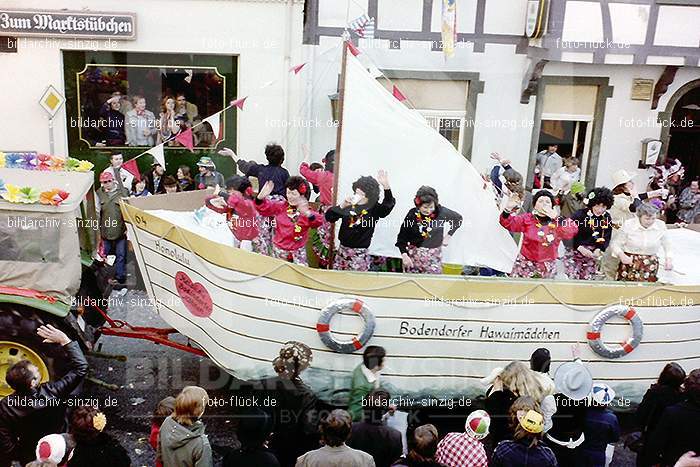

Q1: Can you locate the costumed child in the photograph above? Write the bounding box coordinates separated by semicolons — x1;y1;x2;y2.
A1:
204;176;259;252
149;396;176;467
500;190;578;279
564;187;614;280
395;186;463;274
300;150;335;268
582;383;620;467
325;170;395;271
255;176;322;265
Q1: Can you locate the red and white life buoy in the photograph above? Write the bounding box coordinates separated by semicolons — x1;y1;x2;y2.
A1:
316;298;375;353
587;305;644;359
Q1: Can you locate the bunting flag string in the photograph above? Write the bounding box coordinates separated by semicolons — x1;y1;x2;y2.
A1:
175;128;195;152
392;85;407;102
289;63;306;74
147;144;165;167
231;96;247;110
121;158;141;181
203;113;222;140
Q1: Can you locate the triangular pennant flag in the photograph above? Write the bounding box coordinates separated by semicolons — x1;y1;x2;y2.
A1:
121;158;141;181
203;113;222;140
346;41;361;57
392;85;407;102
175;128;194;152
230;96;247;110
289;63;306;74
148;144;165;167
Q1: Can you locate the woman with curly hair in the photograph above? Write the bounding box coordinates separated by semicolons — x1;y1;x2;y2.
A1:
255;176;323;265
67;405;130;467
395;186;463;274
500;190;578;279
564;187;614;280
325;170;395;271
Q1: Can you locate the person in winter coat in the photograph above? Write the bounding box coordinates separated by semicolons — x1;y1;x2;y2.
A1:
348;389;403;467
223;407;280;467
582;383;620;467
67;405;130;467
636;363;687;467
157;386;213;467
491;397;557;467
0;325;88;466
646;369;700;467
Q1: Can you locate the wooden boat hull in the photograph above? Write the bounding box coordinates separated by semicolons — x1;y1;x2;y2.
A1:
122;193;700;404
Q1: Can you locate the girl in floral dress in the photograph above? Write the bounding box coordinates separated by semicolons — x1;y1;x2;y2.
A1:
325;170;395;271
500;190;578;279
255;176;322;265
563;187;614;280
396;186;463;274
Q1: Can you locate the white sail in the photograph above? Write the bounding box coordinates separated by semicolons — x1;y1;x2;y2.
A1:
337;52;519;271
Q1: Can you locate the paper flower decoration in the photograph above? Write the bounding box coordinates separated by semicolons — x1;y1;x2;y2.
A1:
92;412;107;432
50;155;66;171
65;158;81;171
2;184;40;203
39;189;69;206
0;152;5;168
6;153;22;168
36;154;52;171
19;153;37;170
76;160;94;172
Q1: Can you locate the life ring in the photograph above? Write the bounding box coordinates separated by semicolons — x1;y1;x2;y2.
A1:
317;298;375;353
587;305;643;359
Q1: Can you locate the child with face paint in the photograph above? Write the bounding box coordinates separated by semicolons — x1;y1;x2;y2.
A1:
255;176;322;265
395;186;463;274
325;170;395;271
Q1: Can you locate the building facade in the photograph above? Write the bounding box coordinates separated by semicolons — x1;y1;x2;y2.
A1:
0;0;306;174
303;0;700;189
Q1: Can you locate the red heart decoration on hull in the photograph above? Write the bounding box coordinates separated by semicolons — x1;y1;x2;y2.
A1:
175;271;213;318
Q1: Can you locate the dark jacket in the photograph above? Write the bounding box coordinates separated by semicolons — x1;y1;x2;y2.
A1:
395;206;463;253
484;388;517;446
582;406;620;467
99;103;126;146
237;160;290;197
157;416;213;467
326;189;395;249
570;208;613;251
252;376;319;467
222;447;280;467
491;439;557;467
68;432;131;467
646;399;700;467
636;383;684;466
147;173;166;194
548;393;588;442
348;419;403;467
97;187;129;240
0;341;88;465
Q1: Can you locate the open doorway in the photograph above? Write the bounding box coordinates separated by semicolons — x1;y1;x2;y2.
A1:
667;86;700;182
535;117;592;187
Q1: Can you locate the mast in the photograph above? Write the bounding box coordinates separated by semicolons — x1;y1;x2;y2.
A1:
328;36;350;263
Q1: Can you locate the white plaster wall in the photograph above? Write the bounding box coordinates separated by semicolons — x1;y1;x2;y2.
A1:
0;0;305;168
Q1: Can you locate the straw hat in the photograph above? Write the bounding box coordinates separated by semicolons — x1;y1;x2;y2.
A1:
554;361;593;400
611;169;634;187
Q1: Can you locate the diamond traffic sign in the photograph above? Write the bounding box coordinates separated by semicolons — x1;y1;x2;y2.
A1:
39;85;65;118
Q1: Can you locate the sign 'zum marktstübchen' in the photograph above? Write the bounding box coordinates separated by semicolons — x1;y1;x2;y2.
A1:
0;9;136;40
